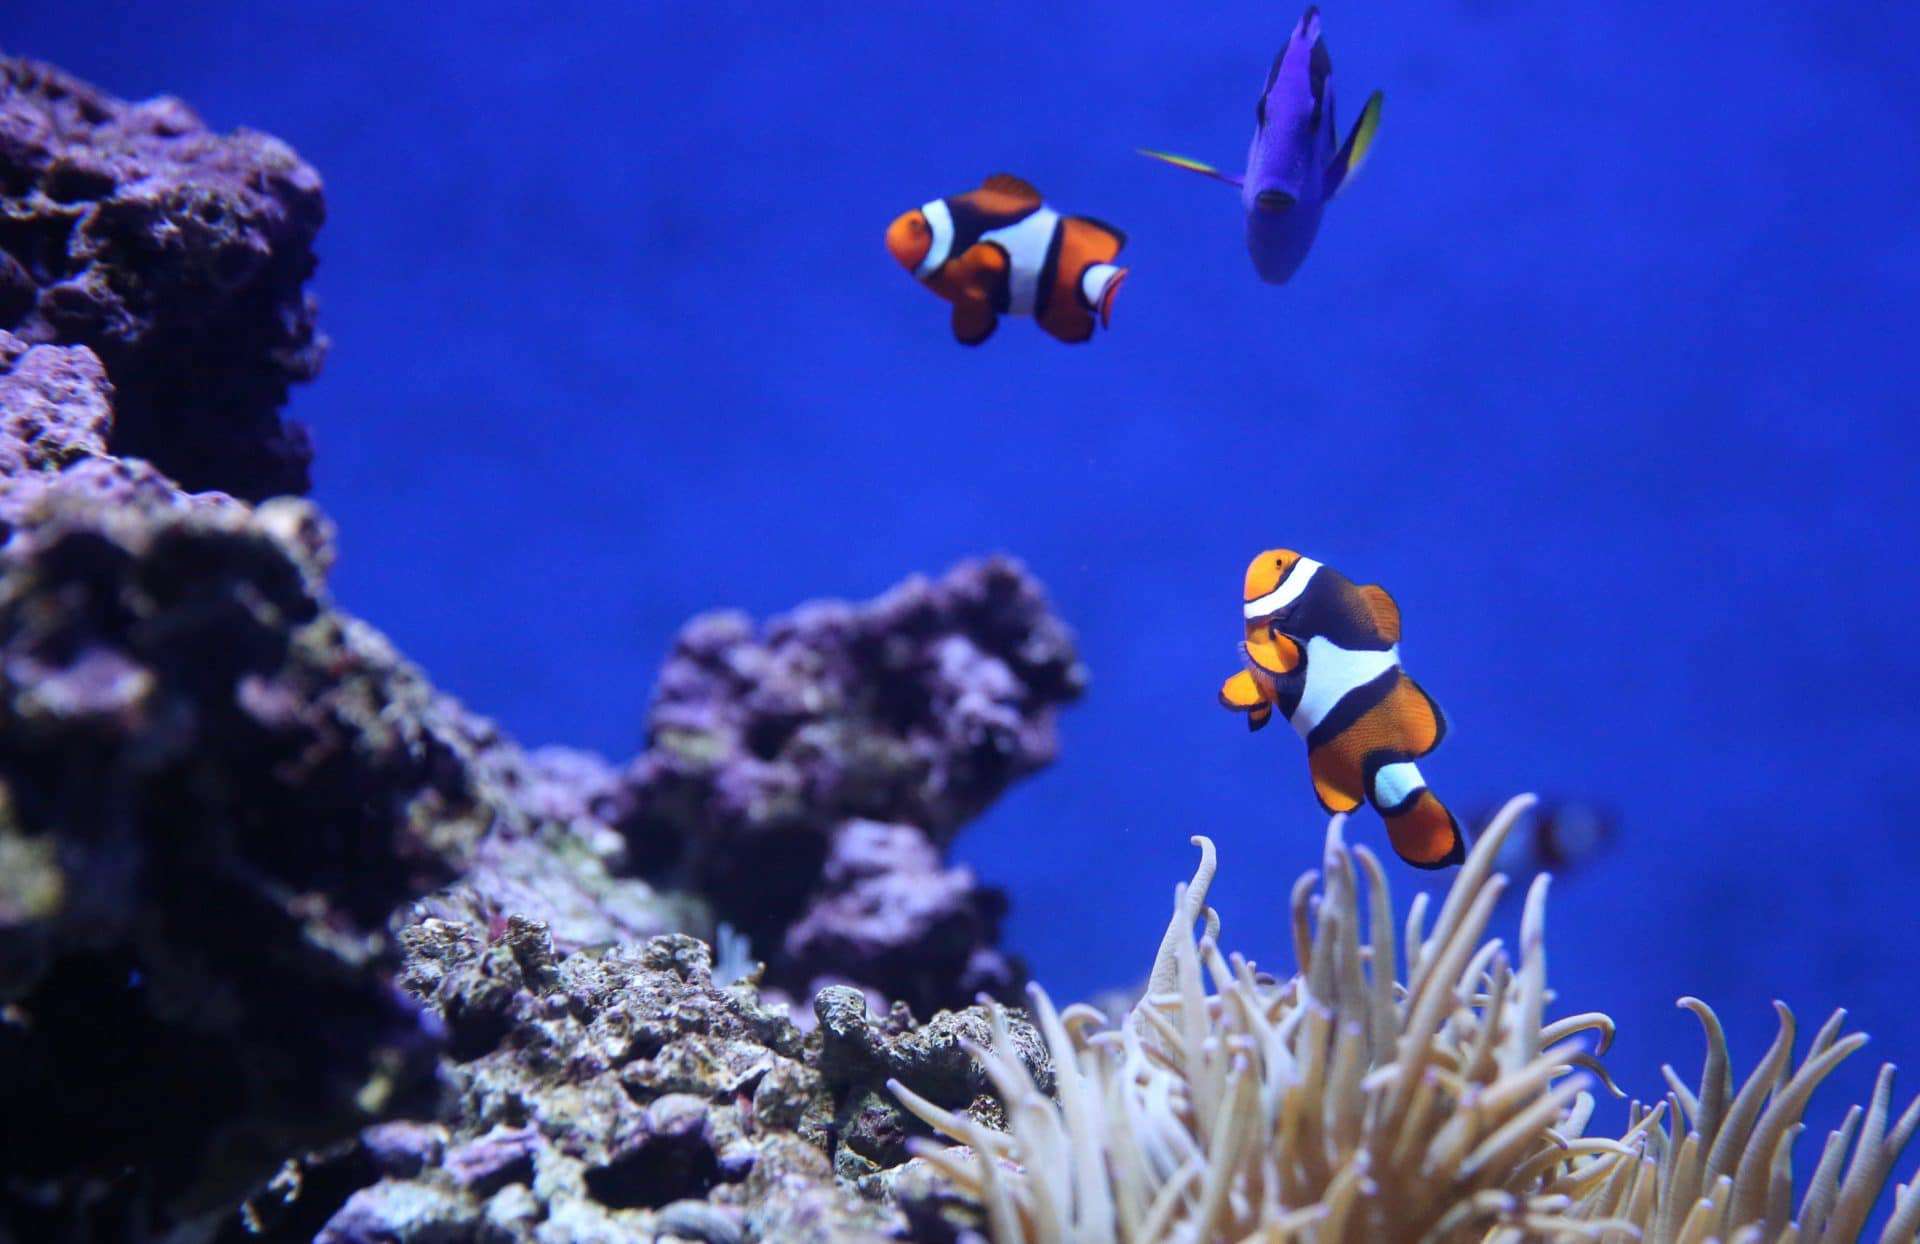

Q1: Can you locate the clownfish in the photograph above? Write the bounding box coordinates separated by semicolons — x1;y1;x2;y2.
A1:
1139;6;1382;285
1219;549;1463;869
885;173;1129;346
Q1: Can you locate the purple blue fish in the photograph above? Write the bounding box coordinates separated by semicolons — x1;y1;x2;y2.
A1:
1140;6;1382;284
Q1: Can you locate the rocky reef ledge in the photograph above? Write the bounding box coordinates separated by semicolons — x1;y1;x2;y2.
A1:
0;56;1080;1242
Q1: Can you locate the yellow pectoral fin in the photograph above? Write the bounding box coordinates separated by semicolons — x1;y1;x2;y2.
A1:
1247;703;1273;732
1219;669;1265;711
1244;629;1301;675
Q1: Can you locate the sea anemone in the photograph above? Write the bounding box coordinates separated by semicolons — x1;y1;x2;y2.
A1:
889;796;1920;1242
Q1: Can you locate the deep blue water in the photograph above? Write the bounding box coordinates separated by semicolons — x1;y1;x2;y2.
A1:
16;1;1920;1163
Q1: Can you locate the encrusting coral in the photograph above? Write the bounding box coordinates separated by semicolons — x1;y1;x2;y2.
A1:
893;796;1920;1243
0;55;327;499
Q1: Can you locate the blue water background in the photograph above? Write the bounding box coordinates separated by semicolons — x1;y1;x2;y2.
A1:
16;1;1920;1170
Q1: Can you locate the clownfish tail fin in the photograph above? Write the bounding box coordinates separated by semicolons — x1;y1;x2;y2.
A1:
1381;789;1465;870
1369;754;1464;868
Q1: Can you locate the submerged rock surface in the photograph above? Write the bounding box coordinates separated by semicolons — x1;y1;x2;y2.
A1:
235;923;1035;1244
619;555;1084;1017
0;60;1080;1238
0;55;325;499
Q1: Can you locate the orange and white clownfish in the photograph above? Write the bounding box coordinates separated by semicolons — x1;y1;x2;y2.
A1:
885;173;1129;346
1219;549;1465;869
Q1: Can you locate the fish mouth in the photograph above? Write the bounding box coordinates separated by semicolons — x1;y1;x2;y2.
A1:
1254;189;1297;215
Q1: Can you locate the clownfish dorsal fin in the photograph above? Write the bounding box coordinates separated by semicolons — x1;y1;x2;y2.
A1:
1069;215;1128;251
1398;673;1449;754
1357;583;1401;644
981;173;1042;205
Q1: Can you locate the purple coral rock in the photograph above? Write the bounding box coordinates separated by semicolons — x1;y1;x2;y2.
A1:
444;1123;541;1194
783;821;1017;1010
0;58;326;499
359;1120;448;1179
0;48;1094;1244
618;556;1082;1011
0;333;111;474
316;1181;474;1244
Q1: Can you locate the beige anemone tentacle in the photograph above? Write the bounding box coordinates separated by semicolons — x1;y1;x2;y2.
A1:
893;799;1920;1244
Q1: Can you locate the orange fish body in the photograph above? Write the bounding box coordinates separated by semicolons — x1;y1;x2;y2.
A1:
1220;548;1465;868
886;174;1128;345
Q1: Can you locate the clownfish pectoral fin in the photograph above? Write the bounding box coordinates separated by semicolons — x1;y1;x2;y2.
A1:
1248;703;1273;732
1381;788;1465;869
951;300;998;346
1323;89;1383;200
1356;584;1401;644
1308;746;1364;815
1219;669;1266;712
980;173;1042;205
1243;628;1302;676
1136;148;1244;188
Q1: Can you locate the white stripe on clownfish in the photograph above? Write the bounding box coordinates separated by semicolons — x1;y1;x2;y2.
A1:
1080;262;1124;309
1244;556;1322;620
916;198;955;278
1288;636;1399;735
1371;759;1425;811
979;206;1062;315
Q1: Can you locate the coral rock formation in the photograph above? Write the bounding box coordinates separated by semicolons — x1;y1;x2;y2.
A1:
619;558;1085;1015
0;93;1081;1230
238;922;1045;1243
1;56;326;499
0;329;687;1235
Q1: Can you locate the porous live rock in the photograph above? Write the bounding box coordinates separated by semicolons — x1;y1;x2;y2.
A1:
0;56;326;499
619;557;1085;1015
813;983;1051;1183
0;329;109;473
0;450;687;1236
0;327;242;533
0;415;1072;1236
0;51;1087;1239
290;925;917;1243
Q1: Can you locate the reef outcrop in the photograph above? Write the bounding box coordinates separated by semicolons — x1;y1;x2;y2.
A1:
0;54;1085;1243
0;56;325;499
230;922;1037;1244
618;557;1084;1016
